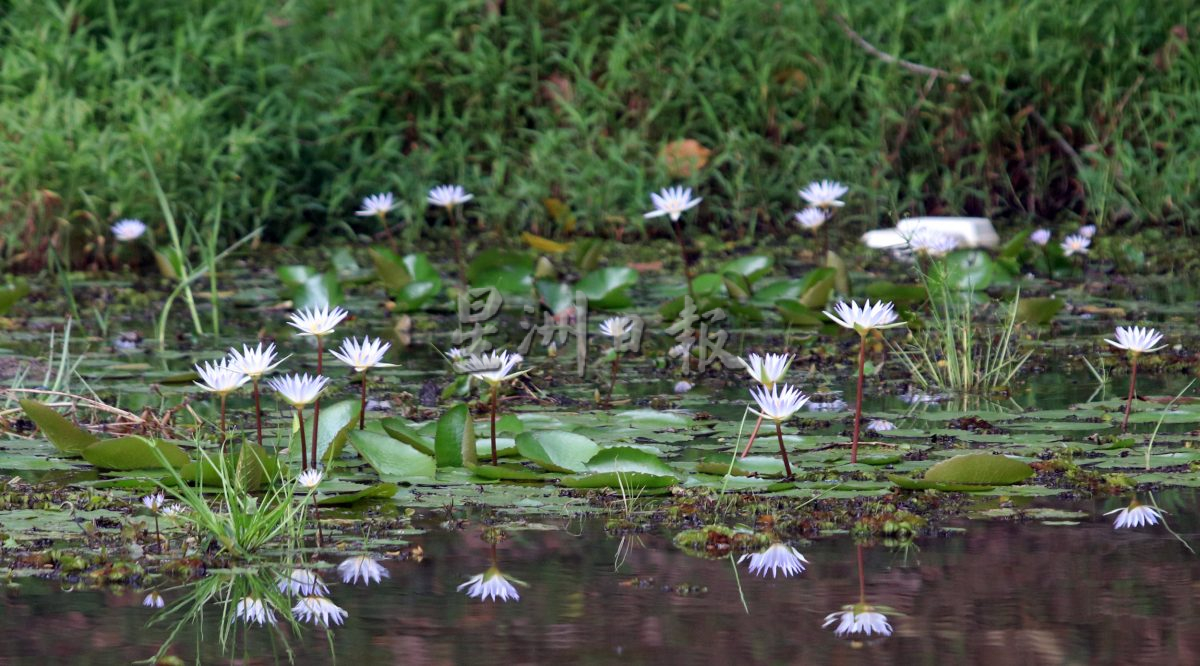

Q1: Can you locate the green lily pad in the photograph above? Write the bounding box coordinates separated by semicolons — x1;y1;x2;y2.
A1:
923;453;1034;485
19;399;99;457
434;404;476;467
576;267;638;310
470;463;549;482
290;399;359;463
347;430;436;479
516;430;599;473
887;474;996;492
316;483;399;506
82;437;190;470
585;446;677;477
381;418;435;455
560;471;677;489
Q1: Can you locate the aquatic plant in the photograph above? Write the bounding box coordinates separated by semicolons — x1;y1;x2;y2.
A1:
747;384;809;477
1061;233;1091;256
148;443;315;558
736;352;793;458
598;316;635;404
644;185;702;302
268;373;330;471
193;359;249;439
111;219;147;242
292;595;348;627
227;342;288;447
287;305;349;466
1105;325;1166;432
824;544;893;639
798;179;848;254
463;350;528;465
427;184;474;286
330;336;395;430
356;192;398;246
297;469;325;547
141;492;165;553
823;300;904;463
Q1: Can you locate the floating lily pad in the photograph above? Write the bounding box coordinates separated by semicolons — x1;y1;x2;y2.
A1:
348;430;436;479
82;437;190;470
923;453;1034;485
516;431;599;473
19;399;99;457
316;483;399;506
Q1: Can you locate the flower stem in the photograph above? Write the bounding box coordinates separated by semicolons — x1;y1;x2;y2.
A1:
311;337;323;469
378;212;397;251
857;543;866;603
671;219;696;304
312;495;323;549
154;514;161;554
219;393;227;446
359;371;368;430
1122;353;1139;434
253;378;263;447
490;384;499;465
451;207;466;288
606;355;620;405
775;420;793;477
297;408;308;471
739;414;764;458
851;335;867;464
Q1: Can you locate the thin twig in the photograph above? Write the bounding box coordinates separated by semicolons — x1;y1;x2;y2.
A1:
1029;110;1084;173
832;13;972;84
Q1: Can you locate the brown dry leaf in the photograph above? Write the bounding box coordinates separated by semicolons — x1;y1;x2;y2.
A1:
660;139;711;178
628;261;664;273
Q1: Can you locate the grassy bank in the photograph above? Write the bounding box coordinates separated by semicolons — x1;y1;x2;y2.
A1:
2;0;1197;261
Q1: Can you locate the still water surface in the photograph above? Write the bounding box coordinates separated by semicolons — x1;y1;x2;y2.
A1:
4;503;1197;665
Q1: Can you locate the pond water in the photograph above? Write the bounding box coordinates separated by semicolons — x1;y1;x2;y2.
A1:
4;502;1198;665
2;255;1198;665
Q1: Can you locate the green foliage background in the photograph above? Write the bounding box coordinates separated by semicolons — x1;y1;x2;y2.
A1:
2;0;1197;242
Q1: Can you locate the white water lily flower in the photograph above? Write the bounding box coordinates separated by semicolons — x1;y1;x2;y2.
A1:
905;228;960;256
227;342;288;379
277;569;328;597
142;592;165;608
824;300;903;336
1105;502;1163;529
1030;228;1051;246
427;184;474;209
794;207;828;230
824;606;893;637
1079;224;1097;238
296;469;324;490
293;596;348;627
458;567;521;602
1105;326;1166;354
738;543;808;578
287;306;349;337
112;218;147;241
674;380;694;394
749;384;809;422
1061;234;1090;256
866;419;897;433
160;503;187;518
355;192;396;217
142;493;165;512
739;352;792;387
799;180;849;209
463;350;526;385
643;185;702;222
338;556;390;585
599;316;634;340
330;336;395;373
235;597;276;625
267;373;329;408
194;359;250;395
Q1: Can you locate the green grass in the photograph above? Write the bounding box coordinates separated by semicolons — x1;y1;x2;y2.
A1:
2;0;1198;261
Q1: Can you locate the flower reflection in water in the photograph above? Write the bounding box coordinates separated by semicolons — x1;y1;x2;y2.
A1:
825;544;895;640
460;543;527;603
338;555;390;585
292;595;348;627
738;543;808;578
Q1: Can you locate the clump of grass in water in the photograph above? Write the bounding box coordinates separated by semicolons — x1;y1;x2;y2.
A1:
895;260;1031;394
146;441;317;558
